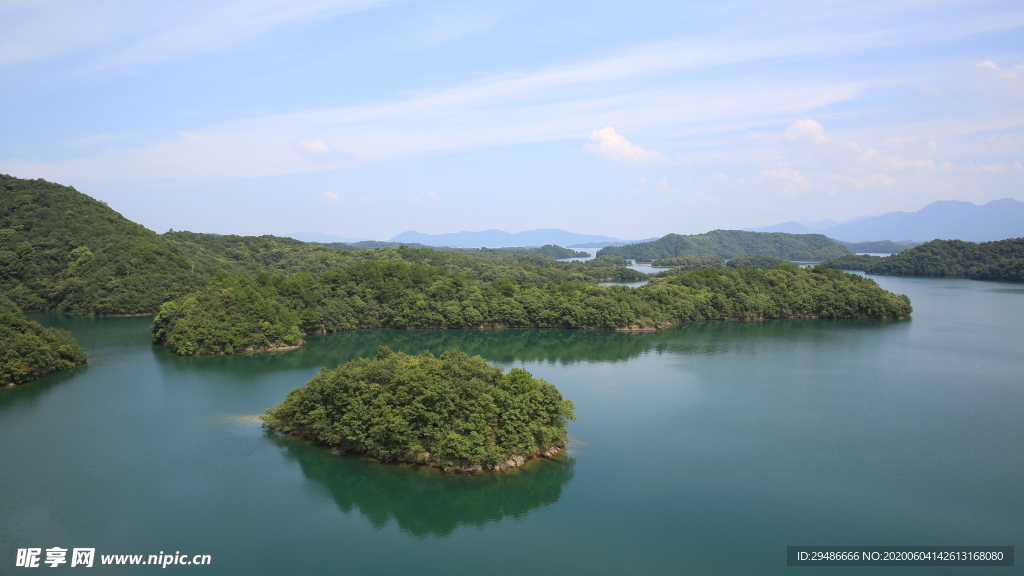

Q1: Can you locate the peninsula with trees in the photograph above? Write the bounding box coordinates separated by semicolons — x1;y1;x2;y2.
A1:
820;238;1024;281
151;263;912;355
0;296;87;386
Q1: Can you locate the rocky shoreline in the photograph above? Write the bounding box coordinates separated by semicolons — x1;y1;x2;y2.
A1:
271;425;567;473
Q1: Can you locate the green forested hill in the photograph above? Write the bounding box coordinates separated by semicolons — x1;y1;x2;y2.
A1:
650;254;725;268
597;230;852;261
725;255;792;268
152;264;912;355
838;240;919;253
0;175;228;314
820;238;1024;281
0;175;639;315
0;296;87;385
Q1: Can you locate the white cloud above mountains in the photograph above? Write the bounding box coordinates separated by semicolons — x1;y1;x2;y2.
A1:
585;128;665;164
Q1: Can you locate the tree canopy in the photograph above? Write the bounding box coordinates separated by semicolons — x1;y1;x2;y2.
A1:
650;254;726;268
152;264;912;355
0;296;87;385
820;238;1024;281
597;230;852;261
262;347;576;472
0;174;638;315
725;254;792;269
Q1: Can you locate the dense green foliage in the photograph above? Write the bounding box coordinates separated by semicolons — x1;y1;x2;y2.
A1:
838;240;919;253
726;255;792;269
819;254;887;271
650;254;726;268
0;296;87;385
483;245;590;258
598;230;852;261
0;175;228;314
262;347;576;471
0;175;639;315
319;240;434;250
821;238;1024;281
650;264;725;278
153;264;912;355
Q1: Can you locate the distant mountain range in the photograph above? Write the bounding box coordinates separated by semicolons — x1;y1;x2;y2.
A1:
286;232;370;243
746;198;1024;243
388;229;643;248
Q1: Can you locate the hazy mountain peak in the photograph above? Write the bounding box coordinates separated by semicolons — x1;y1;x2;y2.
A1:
748;198;1024;243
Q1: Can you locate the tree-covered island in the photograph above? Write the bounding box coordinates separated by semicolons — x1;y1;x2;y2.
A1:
152;264;912;355
262;347;576;472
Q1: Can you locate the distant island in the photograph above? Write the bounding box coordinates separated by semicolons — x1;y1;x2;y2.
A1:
262;347;575;472
838;240;920;254
319;242;588;259
597;230;852;262
389;228;626;248
821;238;1024;281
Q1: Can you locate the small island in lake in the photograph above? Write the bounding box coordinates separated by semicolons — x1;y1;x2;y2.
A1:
262;347;576;472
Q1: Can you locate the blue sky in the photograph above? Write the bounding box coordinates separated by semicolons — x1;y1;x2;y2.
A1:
2;0;1022;240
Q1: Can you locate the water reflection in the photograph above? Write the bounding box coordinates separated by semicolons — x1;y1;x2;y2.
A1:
0;364;86;411
151;320;911;380
984;287;1024;295
268;432;575;537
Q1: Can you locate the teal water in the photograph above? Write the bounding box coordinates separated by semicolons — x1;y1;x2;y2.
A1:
2;275;1022;575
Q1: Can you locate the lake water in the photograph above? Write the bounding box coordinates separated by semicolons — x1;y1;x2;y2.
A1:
2;274;1022;575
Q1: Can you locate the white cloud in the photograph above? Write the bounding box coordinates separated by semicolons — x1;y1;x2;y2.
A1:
410;190;440;204
682;192;720;206
296;140;331;154
883;135;914;146
319;191;340;203
860;150;936;170
0;0;386;69
585;128;664;164
829;172;894;189
756;164;811;194
784;119;828;144
656;177;681;194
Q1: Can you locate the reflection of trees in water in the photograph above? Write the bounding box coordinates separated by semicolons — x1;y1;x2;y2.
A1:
305;328;659;366
156;319;906;375
268;432;575;537
0;364;83;411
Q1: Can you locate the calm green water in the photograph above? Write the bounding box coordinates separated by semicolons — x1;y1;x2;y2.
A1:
2;275;1022;575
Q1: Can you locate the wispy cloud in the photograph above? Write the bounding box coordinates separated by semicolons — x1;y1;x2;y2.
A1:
0;0;386;69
